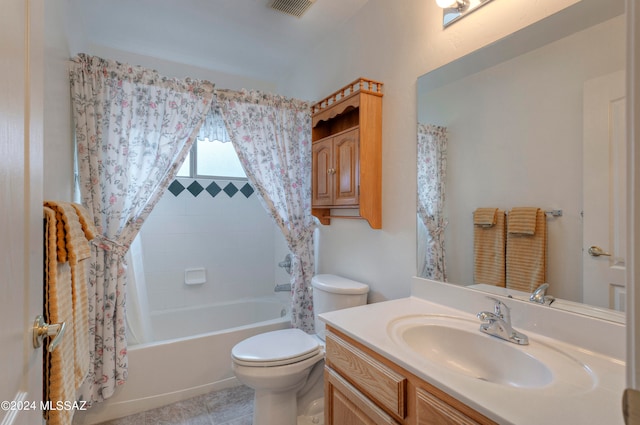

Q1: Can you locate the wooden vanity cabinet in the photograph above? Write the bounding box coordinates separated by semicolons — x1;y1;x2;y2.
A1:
311;78;382;229
324;326;498;425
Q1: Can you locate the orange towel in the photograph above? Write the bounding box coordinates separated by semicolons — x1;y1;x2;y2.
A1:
474;208;498;227
43;202;96;425
474;209;506;287
44;206;76;425
506;208;547;292
507;207;539;235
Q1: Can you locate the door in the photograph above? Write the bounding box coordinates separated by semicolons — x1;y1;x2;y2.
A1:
583;70;626;311
0;1;44;424
333;128;359;206
312;138;333;206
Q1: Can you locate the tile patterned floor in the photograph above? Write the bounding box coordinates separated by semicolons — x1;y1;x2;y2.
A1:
96;385;254;425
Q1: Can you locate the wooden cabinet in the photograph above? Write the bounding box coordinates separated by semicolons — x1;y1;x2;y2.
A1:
415;388;481;425
324;327;498;425
312;128;359;207
311;78;383;229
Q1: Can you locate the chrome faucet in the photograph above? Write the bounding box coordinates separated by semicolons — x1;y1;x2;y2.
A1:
529;283;554;305
477;298;529;345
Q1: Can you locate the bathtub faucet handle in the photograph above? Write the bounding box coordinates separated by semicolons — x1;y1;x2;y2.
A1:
278;254;292;275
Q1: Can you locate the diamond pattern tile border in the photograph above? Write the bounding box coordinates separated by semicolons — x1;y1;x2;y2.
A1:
168;179;254;199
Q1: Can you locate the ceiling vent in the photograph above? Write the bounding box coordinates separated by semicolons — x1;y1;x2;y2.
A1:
269;0;316;18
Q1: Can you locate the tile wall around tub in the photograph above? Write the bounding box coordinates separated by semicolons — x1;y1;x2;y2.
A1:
140;178;288;313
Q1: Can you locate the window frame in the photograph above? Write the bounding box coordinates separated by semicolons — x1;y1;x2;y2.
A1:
177;139;248;181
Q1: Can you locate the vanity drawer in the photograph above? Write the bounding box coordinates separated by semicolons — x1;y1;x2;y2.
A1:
325;331;407;419
325;368;401;425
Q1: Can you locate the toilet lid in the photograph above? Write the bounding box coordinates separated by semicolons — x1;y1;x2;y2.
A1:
232;328;321;367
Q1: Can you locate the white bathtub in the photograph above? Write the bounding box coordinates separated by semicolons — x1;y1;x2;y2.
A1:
73;297;290;424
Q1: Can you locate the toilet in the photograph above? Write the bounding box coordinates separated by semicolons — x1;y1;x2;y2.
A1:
231;274;369;425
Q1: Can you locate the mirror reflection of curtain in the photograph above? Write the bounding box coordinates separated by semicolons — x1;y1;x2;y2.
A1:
417;124;448;281
70;54;214;404
216;89;316;333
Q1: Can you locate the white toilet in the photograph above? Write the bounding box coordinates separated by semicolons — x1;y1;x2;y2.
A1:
231;274;369;425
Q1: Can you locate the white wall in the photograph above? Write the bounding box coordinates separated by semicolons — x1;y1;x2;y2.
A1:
140;178;288;312
44;0;74;201
420;16;625;302
277;0;597;302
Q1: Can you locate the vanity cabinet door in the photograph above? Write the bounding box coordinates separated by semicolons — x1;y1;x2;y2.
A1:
326;368;401;425
415;388;481;425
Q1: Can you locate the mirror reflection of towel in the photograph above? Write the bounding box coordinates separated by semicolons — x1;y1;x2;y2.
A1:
507;207;539;235
473;208;498;227
474;208;505;287
506;208;547;292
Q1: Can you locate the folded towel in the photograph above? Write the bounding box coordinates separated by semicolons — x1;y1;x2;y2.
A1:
474;208;498;227
474;209;506;287
506;208;547;292
43;201;96;425
44;206;76;425
44;201;93;389
70;203;98;242
507;207;539;235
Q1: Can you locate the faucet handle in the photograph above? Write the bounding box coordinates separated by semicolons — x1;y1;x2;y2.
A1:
485;296;510;320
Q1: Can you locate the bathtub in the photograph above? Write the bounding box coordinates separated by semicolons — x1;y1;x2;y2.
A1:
74;297;290;424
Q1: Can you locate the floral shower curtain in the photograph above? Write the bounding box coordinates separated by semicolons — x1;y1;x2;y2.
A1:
417;124;448;281
69;54;214;404
216;89;316;333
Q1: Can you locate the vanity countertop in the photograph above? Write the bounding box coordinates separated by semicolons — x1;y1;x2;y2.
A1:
320;289;625;425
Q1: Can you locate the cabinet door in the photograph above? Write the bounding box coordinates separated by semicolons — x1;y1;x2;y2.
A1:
325;368;401;425
312;138;333;206
416;388;481;425
333;128;359;206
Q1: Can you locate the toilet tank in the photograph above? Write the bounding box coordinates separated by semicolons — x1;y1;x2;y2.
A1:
312;274;369;341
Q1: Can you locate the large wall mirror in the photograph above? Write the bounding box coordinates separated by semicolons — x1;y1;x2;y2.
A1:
417;0;626;322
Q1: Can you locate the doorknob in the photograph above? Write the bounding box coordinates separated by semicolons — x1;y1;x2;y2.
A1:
588;245;612;257
33;315;66;352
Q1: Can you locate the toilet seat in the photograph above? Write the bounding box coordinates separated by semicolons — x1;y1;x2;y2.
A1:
232;328;322;367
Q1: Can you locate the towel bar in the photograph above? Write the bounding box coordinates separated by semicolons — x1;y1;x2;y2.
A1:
473;209;563;217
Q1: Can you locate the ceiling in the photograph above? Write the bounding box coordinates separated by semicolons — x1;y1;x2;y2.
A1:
69;0;371;82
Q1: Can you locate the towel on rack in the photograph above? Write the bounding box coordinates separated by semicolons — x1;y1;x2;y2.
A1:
507;207;539;235
44;206;76;425
506;208;547;293
473;208;498;227
43;202;96;425
473;208;506;287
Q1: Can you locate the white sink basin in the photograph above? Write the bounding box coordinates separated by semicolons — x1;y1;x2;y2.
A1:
388;315;596;390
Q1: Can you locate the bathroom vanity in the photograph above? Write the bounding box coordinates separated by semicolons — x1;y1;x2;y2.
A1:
325;327;496;424
320;278;626;425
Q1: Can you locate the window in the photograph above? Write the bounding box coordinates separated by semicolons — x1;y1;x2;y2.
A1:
177;138;247;179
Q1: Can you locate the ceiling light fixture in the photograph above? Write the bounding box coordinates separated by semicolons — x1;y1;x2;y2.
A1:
436;0;494;28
